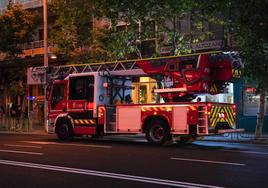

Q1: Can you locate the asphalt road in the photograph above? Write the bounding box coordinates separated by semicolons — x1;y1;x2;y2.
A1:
0;133;268;188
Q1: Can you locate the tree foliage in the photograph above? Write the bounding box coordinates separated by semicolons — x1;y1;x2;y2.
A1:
195;0;268;91
51;0;215;60
201;0;268;137
49;0;111;63
0;2;37;58
0;2;36;102
232;0;268;138
234;0;268;91
93;0;209;57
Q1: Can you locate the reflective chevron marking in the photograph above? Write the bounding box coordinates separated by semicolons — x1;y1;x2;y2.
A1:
210;84;218;94
209;106;235;127
74;119;96;125
232;69;242;78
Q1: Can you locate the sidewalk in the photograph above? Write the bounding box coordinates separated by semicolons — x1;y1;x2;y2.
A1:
0;125;47;135
202;133;268;145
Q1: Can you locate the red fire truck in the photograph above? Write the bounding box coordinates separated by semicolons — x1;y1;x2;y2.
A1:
43;51;243;144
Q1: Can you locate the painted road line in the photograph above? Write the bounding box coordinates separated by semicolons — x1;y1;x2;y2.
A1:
22;141;112;149
196;141;268;147
0;149;44;156
4;144;42;149
170;157;246;166
0;160;223;188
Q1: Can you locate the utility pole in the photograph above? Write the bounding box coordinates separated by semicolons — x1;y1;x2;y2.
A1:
43;0;48;132
43;0;48;67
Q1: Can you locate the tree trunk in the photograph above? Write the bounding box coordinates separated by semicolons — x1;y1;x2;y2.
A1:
255;90;266;139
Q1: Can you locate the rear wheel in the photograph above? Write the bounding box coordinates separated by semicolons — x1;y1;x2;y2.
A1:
56;121;73;140
145;119;171;145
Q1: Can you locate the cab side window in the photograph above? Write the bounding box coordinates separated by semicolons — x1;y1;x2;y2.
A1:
51;84;65;105
69;76;94;101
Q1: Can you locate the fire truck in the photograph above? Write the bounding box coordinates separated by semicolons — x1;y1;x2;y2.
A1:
34;51;243;144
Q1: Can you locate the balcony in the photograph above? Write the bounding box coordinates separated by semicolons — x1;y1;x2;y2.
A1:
0;0;50;14
18;40;54;58
0;40;53;61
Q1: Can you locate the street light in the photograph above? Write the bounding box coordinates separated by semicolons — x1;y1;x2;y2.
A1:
43;0;48;67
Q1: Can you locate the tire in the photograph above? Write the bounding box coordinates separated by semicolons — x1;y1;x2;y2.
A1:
56;121;73;140
145;119;171;145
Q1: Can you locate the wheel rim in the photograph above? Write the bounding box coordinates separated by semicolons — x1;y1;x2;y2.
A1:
149;124;164;142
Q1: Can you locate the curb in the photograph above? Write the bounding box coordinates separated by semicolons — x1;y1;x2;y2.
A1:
200;138;268;145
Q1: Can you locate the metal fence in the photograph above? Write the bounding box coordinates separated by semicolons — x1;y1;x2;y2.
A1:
0;115;32;132
203;117;268;141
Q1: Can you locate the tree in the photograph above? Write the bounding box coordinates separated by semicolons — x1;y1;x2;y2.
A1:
51;0;213;60
199;0;268;138
233;0;268;138
95;0;224;58
94;0;203;57
49;0;111;63
0;2;37;103
0;2;36;58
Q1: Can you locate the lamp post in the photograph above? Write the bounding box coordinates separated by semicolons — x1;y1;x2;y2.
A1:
43;0;48;131
43;0;48;67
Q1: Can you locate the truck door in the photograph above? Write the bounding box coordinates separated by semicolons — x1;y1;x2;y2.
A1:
48;81;67;119
68;76;95;116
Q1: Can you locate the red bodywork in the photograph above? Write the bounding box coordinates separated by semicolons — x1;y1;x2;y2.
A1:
137;53;237;97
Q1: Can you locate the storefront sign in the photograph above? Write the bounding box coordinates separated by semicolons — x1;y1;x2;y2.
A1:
190;40;222;51
160;40;223;54
244;87;256;93
27;67;46;85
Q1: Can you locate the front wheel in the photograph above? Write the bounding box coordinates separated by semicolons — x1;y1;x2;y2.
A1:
145;119;171;145
56;121;73;140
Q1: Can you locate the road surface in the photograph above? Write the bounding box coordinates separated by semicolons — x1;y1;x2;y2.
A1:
0;133;267;188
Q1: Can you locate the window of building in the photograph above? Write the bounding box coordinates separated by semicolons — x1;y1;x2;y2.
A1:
131;77;157;104
69;76;94;101
177;14;191;34
38;29;44;40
